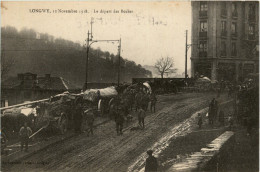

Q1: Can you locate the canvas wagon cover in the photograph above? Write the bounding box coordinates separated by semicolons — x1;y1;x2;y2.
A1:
83;86;118;101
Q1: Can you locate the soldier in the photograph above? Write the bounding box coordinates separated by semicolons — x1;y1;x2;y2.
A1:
84;108;95;136
209;98;218;125
218;110;225;126
145;150;158;172
198;113;202;129
74;98;83;134
19;122;32;152
150;93;157;113
135;91;143;112
115;107;124;135
138;107;146;129
142;93;150;111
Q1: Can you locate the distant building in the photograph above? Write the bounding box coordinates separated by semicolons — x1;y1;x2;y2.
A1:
191;1;259;82
1;73;80;107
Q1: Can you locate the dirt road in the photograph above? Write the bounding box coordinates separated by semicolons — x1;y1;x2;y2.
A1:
3;92;225;172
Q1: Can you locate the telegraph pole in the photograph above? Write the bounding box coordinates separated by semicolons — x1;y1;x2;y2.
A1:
85;30;90;90
84;18;121;90
118;38;121;86
185;30;188;79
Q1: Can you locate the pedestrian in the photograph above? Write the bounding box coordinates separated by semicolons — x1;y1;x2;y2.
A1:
135;91;143;112
142;93;150;111
74;99;83;134
19;122;32;152
150;93;157;113
145;150;158;172
218;110;225;126
138;107;146;129
109;104;116;119
115;107;124;135
198;113;202;129
84;108;95;136
209;98;218;125
228;115;234;131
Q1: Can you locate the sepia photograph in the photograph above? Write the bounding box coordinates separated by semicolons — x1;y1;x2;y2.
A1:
1;1;259;172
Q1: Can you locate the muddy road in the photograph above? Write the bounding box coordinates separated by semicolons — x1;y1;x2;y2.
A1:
3;92;225;172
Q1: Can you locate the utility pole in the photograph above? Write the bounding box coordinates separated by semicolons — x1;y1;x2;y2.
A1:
117;38;121;86
85;30;90;90
185;30;188;79
84;18;121;90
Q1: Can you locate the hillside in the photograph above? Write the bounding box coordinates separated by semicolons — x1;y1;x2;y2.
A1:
1;26;152;88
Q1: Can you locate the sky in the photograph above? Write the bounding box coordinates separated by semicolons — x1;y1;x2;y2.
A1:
1;1;191;75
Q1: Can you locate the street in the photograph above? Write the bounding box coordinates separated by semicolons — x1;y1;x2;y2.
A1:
3;92;231;172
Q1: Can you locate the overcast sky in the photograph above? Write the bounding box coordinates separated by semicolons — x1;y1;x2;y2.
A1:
1;1;191;74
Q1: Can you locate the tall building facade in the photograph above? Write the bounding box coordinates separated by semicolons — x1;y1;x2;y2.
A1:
191;1;259;82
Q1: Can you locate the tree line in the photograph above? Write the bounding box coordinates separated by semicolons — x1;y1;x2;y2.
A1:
1;26;152;88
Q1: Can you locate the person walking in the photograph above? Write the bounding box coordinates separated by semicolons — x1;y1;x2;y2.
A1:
74;99;83;134
19;122;32;152
209;98;218;125
135;91;143;112
138;107;146;129
84;108;95;136
115;107;124;135
145;150;158;172
218;110;225;126
150;93;157;113
198;113;202;129
142;93;150;111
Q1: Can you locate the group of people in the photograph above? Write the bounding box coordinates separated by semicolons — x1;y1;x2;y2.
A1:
17;90;158;153
110;90;158;135
73;97;95;136
197;97;235;130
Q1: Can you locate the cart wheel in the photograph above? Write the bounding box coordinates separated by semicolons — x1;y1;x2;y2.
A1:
59;115;68;134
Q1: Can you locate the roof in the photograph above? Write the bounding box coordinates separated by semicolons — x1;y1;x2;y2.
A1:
2;75;79;90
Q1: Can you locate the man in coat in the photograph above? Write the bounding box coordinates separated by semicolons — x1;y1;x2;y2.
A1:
145;150;158;172
150;93;157;113
84;108;95;136
19;122;32;152
74;98;83;134
138;107;146;129
115;107;124;135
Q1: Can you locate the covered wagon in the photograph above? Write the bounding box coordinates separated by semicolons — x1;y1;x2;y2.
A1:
82;86;118;116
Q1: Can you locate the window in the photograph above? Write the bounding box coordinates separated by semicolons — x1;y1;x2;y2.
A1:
232;2;238;17
249;25;255;35
199;41;207;52
248;4;255;21
200;2;208;11
232;3;237;13
221;2;227;16
231;22;237;34
200;21;207;32
249;4;255;16
221;2;226;10
231;42;237;56
221;21;227;33
221;41;226;56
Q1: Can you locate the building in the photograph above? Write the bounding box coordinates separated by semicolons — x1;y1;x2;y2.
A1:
191;1;259;82
1;73;80;107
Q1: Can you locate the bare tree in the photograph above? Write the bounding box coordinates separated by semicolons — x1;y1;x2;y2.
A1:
1;55;15;80
155;56;177;78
